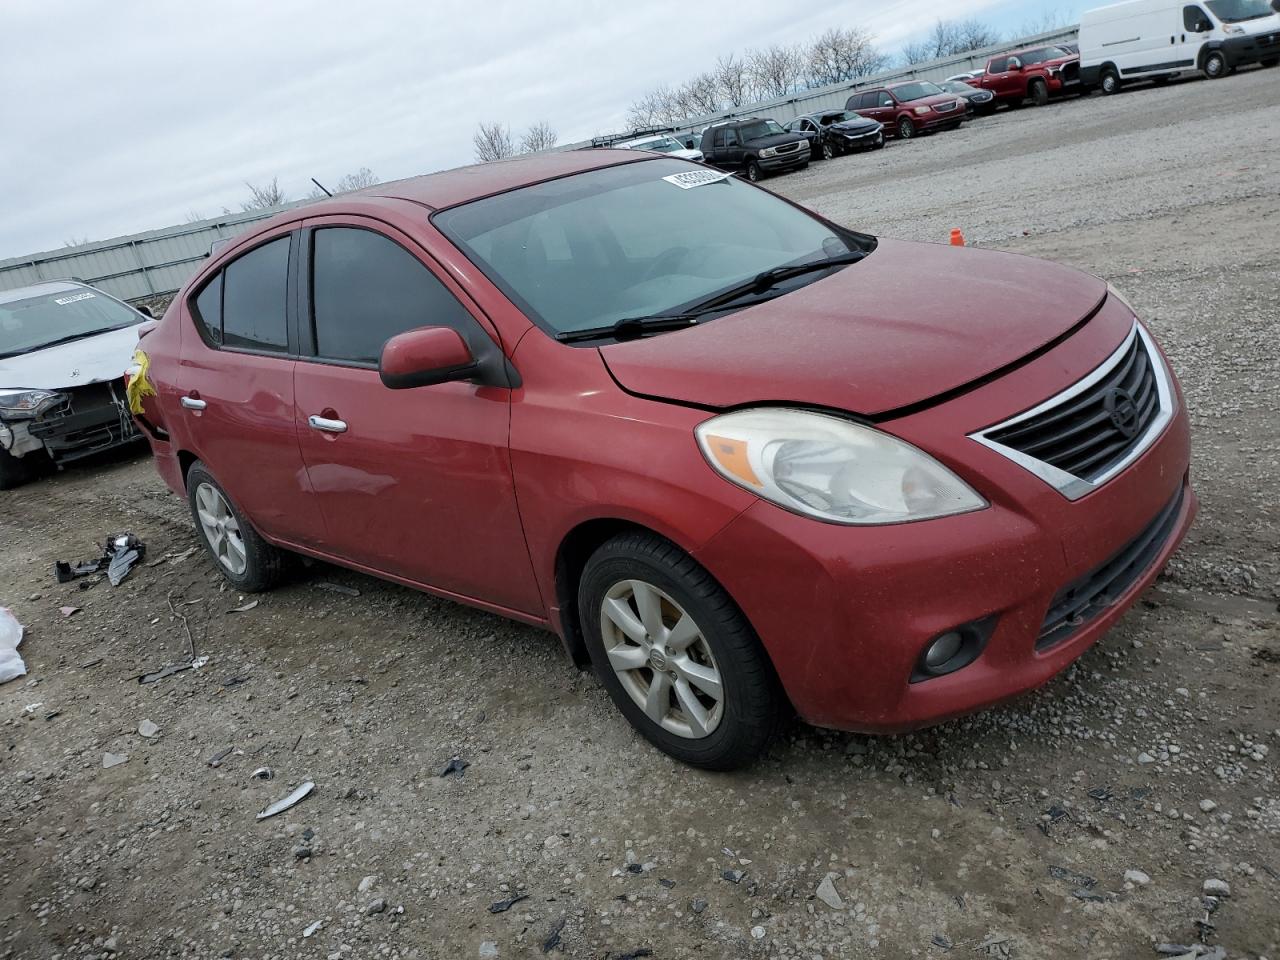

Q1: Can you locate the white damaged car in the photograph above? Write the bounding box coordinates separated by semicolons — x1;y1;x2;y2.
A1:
0;280;150;489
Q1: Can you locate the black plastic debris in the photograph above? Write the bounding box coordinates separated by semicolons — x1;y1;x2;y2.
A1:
438;756;469;778
625;863;643;875
1071;888;1110;903
658;878;676;889
488;893;528;914
542;916;566;953
1048;865;1097;888
721;869;744;884
931;934;954;950
55;533;146;586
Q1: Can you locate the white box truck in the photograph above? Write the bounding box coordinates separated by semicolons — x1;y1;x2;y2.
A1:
1079;0;1280;93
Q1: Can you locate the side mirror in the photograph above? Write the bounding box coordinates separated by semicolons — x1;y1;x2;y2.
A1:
1009;59;1023;71
379;326;478;390
135;305;155;319
1197;19;1213;31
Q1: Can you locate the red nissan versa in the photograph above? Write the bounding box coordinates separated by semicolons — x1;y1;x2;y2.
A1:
132;152;1195;770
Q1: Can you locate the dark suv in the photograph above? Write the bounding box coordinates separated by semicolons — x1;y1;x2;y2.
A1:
699;118;810;181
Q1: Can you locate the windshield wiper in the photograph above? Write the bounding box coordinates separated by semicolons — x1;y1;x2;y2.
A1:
556;314;703;344
13;329;118;355
682;249;867;315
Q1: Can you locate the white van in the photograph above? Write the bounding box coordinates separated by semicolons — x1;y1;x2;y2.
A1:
1078;0;1280;93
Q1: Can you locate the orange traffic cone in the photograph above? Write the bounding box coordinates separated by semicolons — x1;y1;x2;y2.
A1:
950;228;966;247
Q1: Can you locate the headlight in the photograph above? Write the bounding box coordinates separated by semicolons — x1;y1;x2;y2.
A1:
0;389;63;419
759;147;778;158
914;106;931;115
1224;24;1244;34
695;409;987;526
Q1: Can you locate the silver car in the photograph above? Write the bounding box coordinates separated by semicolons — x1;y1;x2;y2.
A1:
615;134;704;163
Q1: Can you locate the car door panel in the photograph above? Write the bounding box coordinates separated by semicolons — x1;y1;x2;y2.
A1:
292;217;542;616
177;228;325;547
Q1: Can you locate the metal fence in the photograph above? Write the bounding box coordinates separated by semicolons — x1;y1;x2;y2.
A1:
0;203;309;306
0;26;1077;306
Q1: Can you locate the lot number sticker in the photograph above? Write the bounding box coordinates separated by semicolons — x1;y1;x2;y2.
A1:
663;170;735;190
54;292;96;305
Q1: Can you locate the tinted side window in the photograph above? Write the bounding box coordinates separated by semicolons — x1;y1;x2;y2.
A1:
311;228;476;364
222;237;290;352
713;128;727;149
193;273;223;346
1183;4;1209;29
989;57;1007;73
878;92;894;107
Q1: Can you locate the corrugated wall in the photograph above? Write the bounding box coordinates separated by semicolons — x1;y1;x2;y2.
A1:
0;26;1077;305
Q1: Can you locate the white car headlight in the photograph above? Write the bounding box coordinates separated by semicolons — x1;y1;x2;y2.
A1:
695;409;987;526
914;106;931;116
0;389;63;419
759;147;778;158
1224;24;1244;34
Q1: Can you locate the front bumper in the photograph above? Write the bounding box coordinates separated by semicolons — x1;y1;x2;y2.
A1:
838;128;884;149
1222;31;1280;67
918;108;965;130
15;380;141;464
758;146;810;171
694;305;1195;733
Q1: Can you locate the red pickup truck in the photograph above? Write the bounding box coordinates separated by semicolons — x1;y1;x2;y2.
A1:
975;44;1082;107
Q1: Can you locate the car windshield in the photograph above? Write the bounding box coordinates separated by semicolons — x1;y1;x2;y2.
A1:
630;137;683;153
891;82;944;102
434;158;861;338
1020;46;1073;65
737;120;786;140
819;112;862;124
0;287;140;358
1206;0;1273;21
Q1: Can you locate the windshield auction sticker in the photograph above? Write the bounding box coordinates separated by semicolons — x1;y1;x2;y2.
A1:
663;170;735;189
54;292;95;305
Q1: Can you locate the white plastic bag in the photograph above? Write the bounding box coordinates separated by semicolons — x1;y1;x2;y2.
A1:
0;608;26;684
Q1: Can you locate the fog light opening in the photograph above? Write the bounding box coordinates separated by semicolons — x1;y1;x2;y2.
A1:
911;618;996;684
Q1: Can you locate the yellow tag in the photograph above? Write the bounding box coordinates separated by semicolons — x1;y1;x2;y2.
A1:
126;348;157;415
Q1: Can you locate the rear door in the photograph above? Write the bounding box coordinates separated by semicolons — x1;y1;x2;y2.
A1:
177;228;325;547
292;217;541;615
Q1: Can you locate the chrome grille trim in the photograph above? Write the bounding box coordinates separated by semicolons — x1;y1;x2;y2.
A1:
968;323;1175;501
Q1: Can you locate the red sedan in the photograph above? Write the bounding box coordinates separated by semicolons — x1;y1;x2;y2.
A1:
132;152;1195;769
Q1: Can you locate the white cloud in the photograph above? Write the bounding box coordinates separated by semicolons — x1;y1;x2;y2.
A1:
0;0;1060;258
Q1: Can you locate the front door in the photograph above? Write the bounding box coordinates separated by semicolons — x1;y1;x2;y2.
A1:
291;218;542;616
178;228;325;548
1177;4;1215;68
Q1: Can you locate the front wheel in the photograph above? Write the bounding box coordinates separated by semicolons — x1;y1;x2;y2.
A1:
821;141;835;160
1204;50;1228;79
187;461;287;592
1260;58;1279;68
897;116;916;140
0;446;48;491
745;159;763;182
1029;79;1049;106
579;532;784;770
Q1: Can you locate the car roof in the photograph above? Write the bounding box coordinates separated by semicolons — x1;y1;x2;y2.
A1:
619;135;677;146
1006;43;1071;57
0;279;91;305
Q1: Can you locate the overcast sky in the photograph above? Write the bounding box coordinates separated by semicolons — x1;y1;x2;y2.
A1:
0;0;1069;259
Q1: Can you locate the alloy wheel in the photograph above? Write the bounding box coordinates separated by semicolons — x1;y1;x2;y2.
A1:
194;482;248;576
599;579;724;739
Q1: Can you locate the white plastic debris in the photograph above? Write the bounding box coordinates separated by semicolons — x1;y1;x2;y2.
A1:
0;608;26;685
257;781;315;820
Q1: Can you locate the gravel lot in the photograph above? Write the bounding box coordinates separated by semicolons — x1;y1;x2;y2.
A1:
2;68;1278;960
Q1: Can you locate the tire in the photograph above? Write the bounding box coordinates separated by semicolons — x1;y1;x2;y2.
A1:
897;116;916;140
186;461;287;592
1029;79;1050;107
821;141;835;160
0;445;49;491
1261;58;1279;68
745;159;763;182
1100;67;1121;95
1204;50;1228;79
579;531;784;771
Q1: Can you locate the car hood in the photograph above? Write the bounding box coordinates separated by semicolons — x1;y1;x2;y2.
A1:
831;118;881;132
743;132;806;149
0;324;142;391
599;239;1106;417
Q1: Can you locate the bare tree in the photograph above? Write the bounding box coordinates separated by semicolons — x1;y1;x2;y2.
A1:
954;18;1002;52
63;235;92;248
626;84;682;128
676;72;723;119
1019;8;1077;35
242;177;286;211
806;26;889;86
714;53;752;107
900;40;934;66
747;44;804;100
184;210;205;224
901;18;1001;64
473;122;515;163
336;167;380;192
519;121;559;153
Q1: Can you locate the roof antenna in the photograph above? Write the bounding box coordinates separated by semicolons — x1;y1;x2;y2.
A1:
310;178;333;198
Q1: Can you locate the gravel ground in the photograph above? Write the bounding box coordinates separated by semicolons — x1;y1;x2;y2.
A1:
2;68;1278;960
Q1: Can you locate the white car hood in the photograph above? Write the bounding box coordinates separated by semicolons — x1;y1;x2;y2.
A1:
0;323;143;392
672;148;703;161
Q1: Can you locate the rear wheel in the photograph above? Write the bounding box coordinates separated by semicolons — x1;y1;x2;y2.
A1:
745;159;763;182
897;116;916;139
1029;78;1050;106
1100;67;1121;95
186;461;287;592
579;532;784;770
1204;50;1228;79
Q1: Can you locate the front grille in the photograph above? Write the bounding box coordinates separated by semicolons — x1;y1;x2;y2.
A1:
1037;488;1184;650
775;142;801;155
984;331;1161;484
935;100;960;113
1061;61;1081;83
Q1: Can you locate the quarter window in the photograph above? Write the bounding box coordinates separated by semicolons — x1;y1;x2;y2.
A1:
193;273;223;346
310;227;476;364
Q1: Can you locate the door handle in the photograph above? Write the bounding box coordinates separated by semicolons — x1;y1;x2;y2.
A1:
181;396;206;411
308;415;348;434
